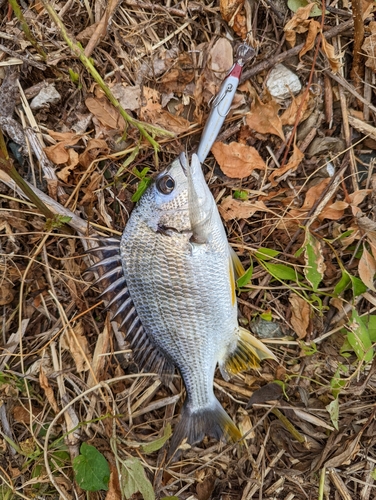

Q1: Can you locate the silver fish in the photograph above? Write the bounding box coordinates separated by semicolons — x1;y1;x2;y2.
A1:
90;153;275;455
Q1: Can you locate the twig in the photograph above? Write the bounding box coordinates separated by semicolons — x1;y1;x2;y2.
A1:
350;0;365;96
0;43;46;70
240;19;354;82
84;0;121;57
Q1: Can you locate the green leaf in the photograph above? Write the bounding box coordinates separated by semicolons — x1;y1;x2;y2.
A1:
117;145;140;176
362;315;376;342
326;397;339;431
68;68;80;84
349;275;367;297
233;190;248;200
347;310;373;363
142;424;172;454
371;468;376;481
303;232;324;291
287;0;323;16
73;443;110;492
45;214;72;231
120;457;155;500
132;177;152;202
254;248;280;260
161;497;179;500
237;260;253;288
263;262;303;282
260;310;273;321
333;270;351;296
330;365;347;398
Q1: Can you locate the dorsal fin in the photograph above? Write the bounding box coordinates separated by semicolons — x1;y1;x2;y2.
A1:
87;238;174;377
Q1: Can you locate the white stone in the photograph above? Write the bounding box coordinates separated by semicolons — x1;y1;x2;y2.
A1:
30;83;61;109
266;64;301;100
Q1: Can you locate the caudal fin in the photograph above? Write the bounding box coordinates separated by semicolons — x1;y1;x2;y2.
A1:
220;326;277;380
168;398;241;459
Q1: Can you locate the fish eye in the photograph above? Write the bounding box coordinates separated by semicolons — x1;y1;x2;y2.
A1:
156;174;175;195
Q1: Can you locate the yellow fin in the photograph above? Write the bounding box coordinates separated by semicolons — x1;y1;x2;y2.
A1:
221;327;277;378
229;245;245;279
228;258;236;306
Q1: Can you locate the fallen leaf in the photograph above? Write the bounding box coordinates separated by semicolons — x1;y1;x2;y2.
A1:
281;91;312;126
44;131;82;165
13;405;40;423
219;198;270;221
79;138;109;168
111;83;141;111
61;321;92;373
160;52;195;93
212;141;266;178
289;294;310;339
105;466;122;500
0;283;14;305
140;87;190;134
358;245;376;292
299;18;320;57
321;37;341;73
56;149;80;182
80;172;102;204
39;366;59;413
85;96;125;130
246;93;285;140
220;0;247;38
284;3;316;47
362;22;376;72
269;144;304;185
209;38;233;76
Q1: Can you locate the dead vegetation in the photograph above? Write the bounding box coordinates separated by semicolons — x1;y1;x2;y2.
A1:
1;1;376;499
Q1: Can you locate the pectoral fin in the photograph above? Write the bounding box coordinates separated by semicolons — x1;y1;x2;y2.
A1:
220;327;277;380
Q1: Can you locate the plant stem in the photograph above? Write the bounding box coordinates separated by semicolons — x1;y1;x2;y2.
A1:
8;0;47;60
41;0;173;152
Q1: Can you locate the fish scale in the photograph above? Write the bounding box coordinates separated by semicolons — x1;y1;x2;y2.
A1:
89;153;276;456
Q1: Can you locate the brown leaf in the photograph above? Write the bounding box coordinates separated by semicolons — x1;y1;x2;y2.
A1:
289;294;310;339
80;172;102;204
140;87;190;134
281;92;312;126
209;38;233;76
160;52;195;93
44;131;82;165
56;149;80;182
284;3;316;47
39;367;59;413
13;405;40;423
362;22;376;72
268;144;304;185
79;138;109;168
0;283;14;305
211;141;266;178
246;94;285;140
61;321;92;373
219;198;270;221
105;467;122;500
299;19;320;58
321;37;341;74
85;96;125;130
358;245;376;292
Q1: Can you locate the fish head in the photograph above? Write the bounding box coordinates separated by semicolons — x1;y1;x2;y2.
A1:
136;153;218;240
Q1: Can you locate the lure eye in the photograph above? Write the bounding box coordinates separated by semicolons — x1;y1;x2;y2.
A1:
156;174;175;195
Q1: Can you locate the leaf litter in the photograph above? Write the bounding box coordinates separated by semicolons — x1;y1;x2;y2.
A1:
0;1;376;499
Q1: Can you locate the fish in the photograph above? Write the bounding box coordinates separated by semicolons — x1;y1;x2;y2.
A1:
89;153;276;455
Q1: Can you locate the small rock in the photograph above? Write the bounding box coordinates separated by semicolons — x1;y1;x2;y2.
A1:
266;64;301;100
30;83;61;110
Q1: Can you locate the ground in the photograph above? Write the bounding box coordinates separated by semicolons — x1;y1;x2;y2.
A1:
0;1;376;499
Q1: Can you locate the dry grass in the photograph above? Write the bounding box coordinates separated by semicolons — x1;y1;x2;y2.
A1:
1;1;376;499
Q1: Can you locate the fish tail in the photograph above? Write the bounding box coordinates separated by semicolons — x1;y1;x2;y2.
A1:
220;326;277;380
168;398;241;458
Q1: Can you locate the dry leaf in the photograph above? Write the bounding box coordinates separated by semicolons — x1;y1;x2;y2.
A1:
13;405;40;423
211;141;266;178
105;467;122;500
79;138;109;168
284;3;316;47
160;52;195;93
219;198;270;221
61;321;92;373
299;18;320;57
111;83;141;111
281;92;312;126
358;245;376;291
246;94;285;140
362;22;376;72
209;38;233;76
269;144;304;185
39;367;59;413
85;96;125;130
56;149;80;182
80;172;102;204
289;294;310;339
44;131;82;165
140;87;190;134
0;283;14;305
220;0;247;38
321;37;341;73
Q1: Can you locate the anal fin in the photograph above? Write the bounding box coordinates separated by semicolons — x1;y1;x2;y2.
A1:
220;327;277;380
